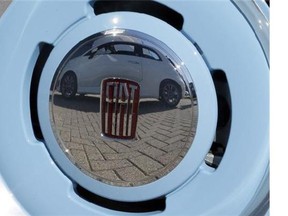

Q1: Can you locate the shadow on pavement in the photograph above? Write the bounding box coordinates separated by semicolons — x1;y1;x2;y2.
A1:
52;94;191;115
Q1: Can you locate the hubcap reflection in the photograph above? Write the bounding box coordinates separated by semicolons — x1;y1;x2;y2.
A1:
50;29;198;186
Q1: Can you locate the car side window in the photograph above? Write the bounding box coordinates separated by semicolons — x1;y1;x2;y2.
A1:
95;47;107;55
142;48;161;61
113;44;135;56
85;45;112;58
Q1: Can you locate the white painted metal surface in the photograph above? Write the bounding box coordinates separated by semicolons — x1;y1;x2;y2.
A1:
0;0;269;215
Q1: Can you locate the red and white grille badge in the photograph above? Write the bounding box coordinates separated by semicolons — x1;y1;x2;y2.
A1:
101;78;140;139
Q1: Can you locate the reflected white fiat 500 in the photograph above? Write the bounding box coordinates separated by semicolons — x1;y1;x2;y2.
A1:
57;39;186;107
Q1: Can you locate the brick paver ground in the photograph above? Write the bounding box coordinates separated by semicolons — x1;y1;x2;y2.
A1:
52;94;198;186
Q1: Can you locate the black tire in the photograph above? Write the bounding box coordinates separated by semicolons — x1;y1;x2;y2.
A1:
160;80;182;107
60;72;77;98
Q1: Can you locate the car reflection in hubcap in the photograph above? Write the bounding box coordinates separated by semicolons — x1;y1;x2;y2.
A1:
50;29;198;187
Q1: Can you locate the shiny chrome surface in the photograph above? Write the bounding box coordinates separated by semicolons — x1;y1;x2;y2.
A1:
232;0;269;63
50;30;198;186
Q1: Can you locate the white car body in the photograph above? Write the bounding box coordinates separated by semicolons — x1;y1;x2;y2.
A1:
59;36;186;99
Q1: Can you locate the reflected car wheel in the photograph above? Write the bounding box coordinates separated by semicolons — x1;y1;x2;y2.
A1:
60;72;77;98
160;80;181;107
